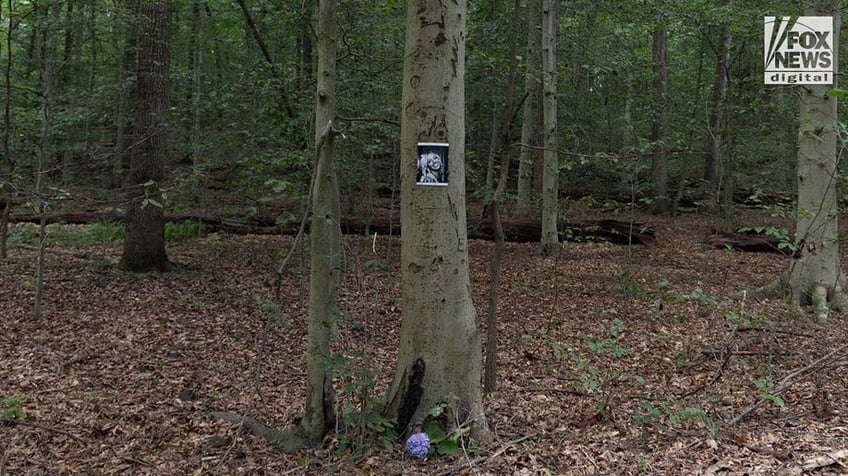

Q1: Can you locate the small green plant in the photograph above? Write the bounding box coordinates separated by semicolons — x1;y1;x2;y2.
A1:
165;220;208;241
326;349;397;457
674;287;718;309
2;395;26;422
363;258;392;274
753;376;785;407
737;225;794;253
725;308;765;327
586;318;628;358
619;270;646;297
7;226;38;246
422;402;482;457
633;397;716;438
257;300;290;330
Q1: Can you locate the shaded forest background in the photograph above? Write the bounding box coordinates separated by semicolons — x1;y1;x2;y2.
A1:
0;0;835;221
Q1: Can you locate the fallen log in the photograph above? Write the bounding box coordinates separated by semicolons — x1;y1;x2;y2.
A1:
702;233;790;254
9;211;655;245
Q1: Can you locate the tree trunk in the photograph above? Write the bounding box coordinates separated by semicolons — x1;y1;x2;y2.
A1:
703;0;732;208
189;0;204;198
112;0;138;189
484;0;522;396
783;0;848;320
33;0;62;320
0;0;13;261
383;0;490;443
298;0;340;447
651;25;670;215
539;0;559;255
516;0;542;215
121;0;171;273
298;1;313;90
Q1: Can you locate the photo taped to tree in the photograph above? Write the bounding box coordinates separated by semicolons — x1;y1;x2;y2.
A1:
416;142;449;186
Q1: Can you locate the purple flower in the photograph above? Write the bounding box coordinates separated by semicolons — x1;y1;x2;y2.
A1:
406;432;430;458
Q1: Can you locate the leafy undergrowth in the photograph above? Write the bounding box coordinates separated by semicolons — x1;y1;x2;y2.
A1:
1;210;847;475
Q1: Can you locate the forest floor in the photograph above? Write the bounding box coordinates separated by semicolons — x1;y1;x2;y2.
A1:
2;205;848;475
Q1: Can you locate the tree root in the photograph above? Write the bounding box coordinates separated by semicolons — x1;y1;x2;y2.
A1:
741;274;848;321
736;278;784;302
211;411;309;453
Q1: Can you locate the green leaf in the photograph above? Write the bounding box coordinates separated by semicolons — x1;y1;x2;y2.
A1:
826;88;847;98
436;439;459;456
424;422;446;443
142;198;163;209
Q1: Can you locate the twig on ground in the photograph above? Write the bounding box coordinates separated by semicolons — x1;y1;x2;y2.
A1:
55;352;97;378
1;418;92;444
800;449;848;471
728;343;848;425
211;411;285;444
736;326;815;338
680;324;740;398
0;434;13;476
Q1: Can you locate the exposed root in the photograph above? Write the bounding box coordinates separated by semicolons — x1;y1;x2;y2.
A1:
735;278;783;301
741;274;848;321
211;411;308;453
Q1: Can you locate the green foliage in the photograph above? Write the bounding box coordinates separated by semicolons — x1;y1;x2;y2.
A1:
422;402;482;458
619;270;646;298
363;259;392;274
633;397;716;438
674;287;718;309
753;374;785;408
325;342;396;458
44;220;207;247
50;221;125;246
566;319;635;415
586;318;628;358
7;226;38;247
725;307;766;327
423;422;460;456
737;226;794;252
1;395;26;422
164;221;209;242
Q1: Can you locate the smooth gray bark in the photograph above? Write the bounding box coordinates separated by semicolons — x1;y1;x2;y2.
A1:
784;0;847;320
383;0;490;443
299;0;340;445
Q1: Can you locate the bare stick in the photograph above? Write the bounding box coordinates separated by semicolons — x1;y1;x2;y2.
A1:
728;342;848;425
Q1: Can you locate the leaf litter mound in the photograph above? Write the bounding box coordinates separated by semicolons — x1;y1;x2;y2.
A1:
1;210;847;475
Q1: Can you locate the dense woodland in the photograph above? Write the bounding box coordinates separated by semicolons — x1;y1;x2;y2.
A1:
0;0;833;209
2;0;848;474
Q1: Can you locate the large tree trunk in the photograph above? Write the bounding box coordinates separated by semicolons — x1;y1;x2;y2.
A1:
783;0;848;320
650;25;670;215
383;0;490;443
516;0;542;215
703;0;732;208
298;0;340;446
121;0;171;273
539;0;559;256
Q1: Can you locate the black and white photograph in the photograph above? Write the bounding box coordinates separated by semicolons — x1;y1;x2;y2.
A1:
416;142;449;186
